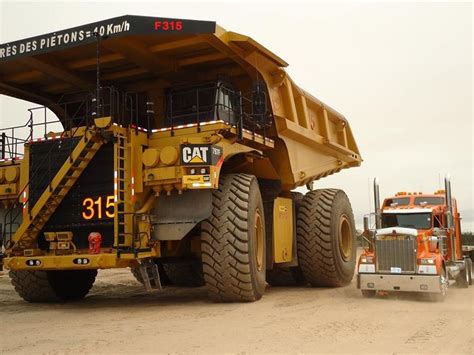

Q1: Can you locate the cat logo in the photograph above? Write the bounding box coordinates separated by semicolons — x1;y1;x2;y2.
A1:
181;145;210;164
181;144;223;165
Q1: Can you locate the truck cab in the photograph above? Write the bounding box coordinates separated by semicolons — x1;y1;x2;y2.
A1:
357;178;472;300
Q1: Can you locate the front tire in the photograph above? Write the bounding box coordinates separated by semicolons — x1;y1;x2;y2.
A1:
201;174;266;302
10;269;97;303
296;189;356;287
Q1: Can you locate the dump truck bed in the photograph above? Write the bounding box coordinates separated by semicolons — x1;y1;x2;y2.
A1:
0;15;361;189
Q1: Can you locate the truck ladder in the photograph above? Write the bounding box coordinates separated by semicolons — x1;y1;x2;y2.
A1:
114;132;129;248
11;129;104;250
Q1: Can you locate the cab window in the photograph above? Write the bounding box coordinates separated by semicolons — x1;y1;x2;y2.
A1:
383;197;410;207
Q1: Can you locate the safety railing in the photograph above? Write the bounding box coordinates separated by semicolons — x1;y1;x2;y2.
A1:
1;86;140;249
164;82;273;140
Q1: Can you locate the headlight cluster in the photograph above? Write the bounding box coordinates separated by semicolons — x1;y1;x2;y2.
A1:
360;256;374;264
189;167;209;175
419;258;435;265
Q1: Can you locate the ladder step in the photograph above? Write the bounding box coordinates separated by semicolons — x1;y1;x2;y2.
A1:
56;184;72;189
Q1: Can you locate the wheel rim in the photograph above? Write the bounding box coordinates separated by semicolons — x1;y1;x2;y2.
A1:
338;215;352;261
254;208;264;272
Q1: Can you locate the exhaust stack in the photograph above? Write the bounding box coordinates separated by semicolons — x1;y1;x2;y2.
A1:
444;175;456;261
374;178;382;229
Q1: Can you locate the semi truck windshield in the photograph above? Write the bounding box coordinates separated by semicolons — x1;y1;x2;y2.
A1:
381;212;432;229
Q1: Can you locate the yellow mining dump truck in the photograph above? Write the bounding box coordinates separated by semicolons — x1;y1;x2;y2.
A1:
0;16;361;302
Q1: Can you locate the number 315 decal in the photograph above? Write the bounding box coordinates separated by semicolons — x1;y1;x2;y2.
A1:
82;196;115;220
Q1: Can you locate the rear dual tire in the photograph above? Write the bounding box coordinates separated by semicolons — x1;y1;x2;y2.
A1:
296;189;356;287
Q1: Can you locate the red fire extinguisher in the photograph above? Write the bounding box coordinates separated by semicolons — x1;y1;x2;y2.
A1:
88;232;102;254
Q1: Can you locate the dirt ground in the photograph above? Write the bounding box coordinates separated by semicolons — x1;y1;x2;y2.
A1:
0;266;472;354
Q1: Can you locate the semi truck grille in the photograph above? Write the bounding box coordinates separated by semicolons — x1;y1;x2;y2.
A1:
375;236;416;273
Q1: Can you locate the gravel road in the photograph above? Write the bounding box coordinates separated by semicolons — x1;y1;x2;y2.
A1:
0;267;472;354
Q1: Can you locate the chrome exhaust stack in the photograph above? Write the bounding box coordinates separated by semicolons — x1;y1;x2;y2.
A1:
444;175;456;262
363;215;374;251
374;177;382;229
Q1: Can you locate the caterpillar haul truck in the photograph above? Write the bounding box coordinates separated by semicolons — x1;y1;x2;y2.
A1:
0;15;361;303
357;177;472;301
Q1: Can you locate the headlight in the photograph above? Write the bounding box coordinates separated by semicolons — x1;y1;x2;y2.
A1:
420;258;435;265
361;256;374;264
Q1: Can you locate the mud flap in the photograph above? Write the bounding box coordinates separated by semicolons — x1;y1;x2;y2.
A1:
152;189;212;241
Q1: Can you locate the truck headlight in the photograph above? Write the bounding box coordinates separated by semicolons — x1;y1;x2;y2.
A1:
420;258;435;265
361;256;374;264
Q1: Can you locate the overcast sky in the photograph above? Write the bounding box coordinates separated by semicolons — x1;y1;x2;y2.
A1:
1;1;472;231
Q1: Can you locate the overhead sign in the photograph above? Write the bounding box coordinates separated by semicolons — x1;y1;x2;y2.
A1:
0;15;216;62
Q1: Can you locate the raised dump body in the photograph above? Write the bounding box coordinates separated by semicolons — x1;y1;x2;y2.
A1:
0;16;361;303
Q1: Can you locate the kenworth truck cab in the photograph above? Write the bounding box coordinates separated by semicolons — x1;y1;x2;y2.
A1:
0;16;362;303
357;177;472;301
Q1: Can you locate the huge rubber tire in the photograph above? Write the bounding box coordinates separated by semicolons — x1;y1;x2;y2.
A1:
296;189;356;287
201;173;266;302
9;269;97;303
163;260;204;287
130;261;171;286
266;191;306;287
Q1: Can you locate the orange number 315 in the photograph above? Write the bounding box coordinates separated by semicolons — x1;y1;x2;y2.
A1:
82;196;115;220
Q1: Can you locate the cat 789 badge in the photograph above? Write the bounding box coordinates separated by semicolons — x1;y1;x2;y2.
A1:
180;144;223;165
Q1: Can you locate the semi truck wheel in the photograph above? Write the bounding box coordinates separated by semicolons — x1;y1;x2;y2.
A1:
201;173;266;302
296;189;356;287
162;260;204;287
266;191;306;287
9;269;97;303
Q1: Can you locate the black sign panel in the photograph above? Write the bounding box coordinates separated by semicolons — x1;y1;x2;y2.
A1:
0;15;216;62
180;144;223;165
31;141;115;250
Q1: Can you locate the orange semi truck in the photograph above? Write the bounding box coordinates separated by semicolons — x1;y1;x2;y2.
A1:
357;177;472;301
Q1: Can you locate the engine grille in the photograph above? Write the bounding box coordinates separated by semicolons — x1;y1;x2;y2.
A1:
375;236;417;273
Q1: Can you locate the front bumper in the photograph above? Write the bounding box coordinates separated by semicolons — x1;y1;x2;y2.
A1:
357;273;442;293
3;250;156;271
